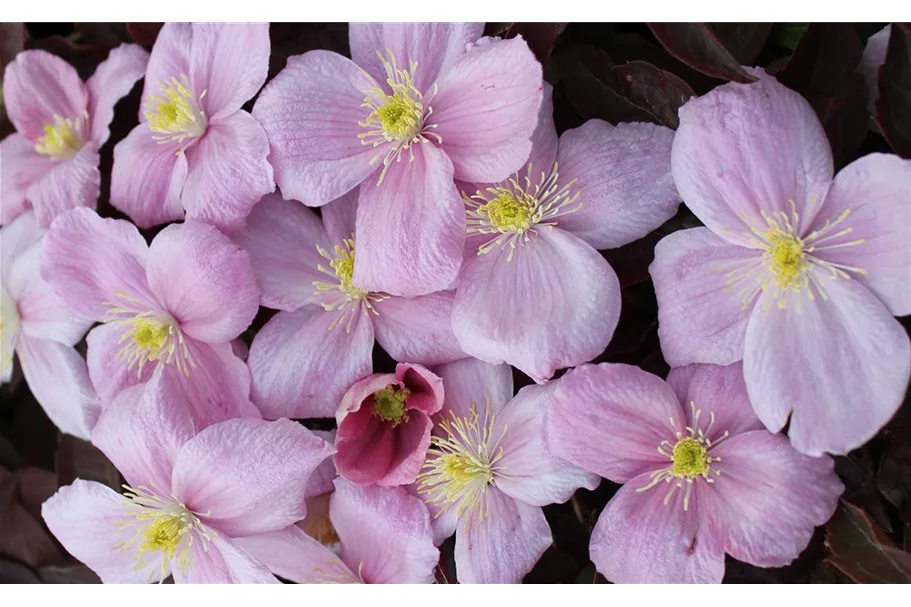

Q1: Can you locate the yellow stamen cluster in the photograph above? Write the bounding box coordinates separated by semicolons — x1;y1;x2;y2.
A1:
637;401;728;511
359;49;441;183
313;236;387;333
464;163;582;261
35;112;87;159
144;74;208;146
372;385;411;426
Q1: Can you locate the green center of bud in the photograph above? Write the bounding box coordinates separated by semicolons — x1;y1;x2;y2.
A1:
671;437;709;479
372;386;411;425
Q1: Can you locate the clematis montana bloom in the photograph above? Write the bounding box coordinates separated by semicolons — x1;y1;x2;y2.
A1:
1;45;148;227
42;369;334;583
237;478;438;584
235;190;465;419
417;357;599;583
336;363;443;487
110;22;274;233
546;362;844;584
452;85;680;382
252;22;543;297
650;69;911;455
41;208;261;427
1;211;97;438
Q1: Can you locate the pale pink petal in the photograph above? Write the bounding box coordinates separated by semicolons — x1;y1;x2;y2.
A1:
332;479;438;584
110;124;187;228
251;50;380;206
665;362;765;439
1;210;42;281
234;526;356;584
590;474;724;583
40;207;156;321
85;323;153;405
232;193;331;311
146;221;259;343
41;480;162;584
745;278;911;456
524;82;559;175
175;534;278;584
248;306;375;419
91;367;195;490
172;418;334;537
86;43;149;145
650;227;761;367
494;382;600;506
452;227;620;382
434;357;513;420
17;335;98;440
860;25;891;114
26;145;100;228
181;110;274;233
432;36;543;183
546;362;683;483
306;429;339;499
336;372;398;421
321;188;359;245
0;134;54;225
140;23;192;114
555;120;680;249
454;488;551;584
372;291;466;365
396;363;444;416
189;23;270;121
352;143;464;298
3;49;87;141
672;69;833;245
1;286;17;383
708;431;843;568
11;243;92;345
812;153;911;316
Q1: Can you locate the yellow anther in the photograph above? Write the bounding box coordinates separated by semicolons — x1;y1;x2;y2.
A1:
35;113;86;159
372;385;410;425
144;74;207;145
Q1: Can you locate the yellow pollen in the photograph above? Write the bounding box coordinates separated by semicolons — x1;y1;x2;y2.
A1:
372;385;410;425
144;74;208;145
766;229;806;291
481;192;534;233
670;437;709;478
313;237;386;333
138;513;186;559
132;318;170;354
35;113;86;159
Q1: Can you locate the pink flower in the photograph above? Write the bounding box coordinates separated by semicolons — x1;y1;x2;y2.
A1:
1;211;96;438
416;357;599;583
40;207;261;428
42;369;334;583
110;23;274;233
252;23;543;297
336;363;443;486
1;45;148;227
452;85;680;382
650;69;911;455
234;190;465;419
236;478;438;584
546;361;844;583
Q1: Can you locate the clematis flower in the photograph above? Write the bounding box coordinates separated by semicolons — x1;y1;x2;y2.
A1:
1;211;96;438
649;69;911;455
252;22;543;297
236;478;438;584
41;207;261;427
42;369;334;583
546;361;844;583
234;190;465;419
452;85;680;382
1;45;148;227
298;429;341;548
335;363;443;487
110;23;274;233
416;357;599;583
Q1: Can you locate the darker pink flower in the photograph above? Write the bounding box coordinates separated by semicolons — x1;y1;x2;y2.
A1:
650;69;911;455
110;23;274;233
252;23;543;297
546;361;844;583
335;363;443;487
1;45;148;227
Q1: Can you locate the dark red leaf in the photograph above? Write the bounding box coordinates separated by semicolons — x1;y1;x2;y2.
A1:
0;22;25;72
126;23;163;50
0;468;63;568
0;559;41;583
606;61;695;128
39;564;101;584
875;23;911;158
826;500;911;583
647;23;757;83
506;23;567;64
709;23;772;64
878;441;911;511
55;434;121;491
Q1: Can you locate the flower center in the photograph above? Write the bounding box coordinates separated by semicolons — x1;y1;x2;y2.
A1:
637;401;728;511
103;291;194;377
144;74;208;146
372;385;410;426
139;512;188;559
35;113;87;160
417;404;506;525
464;163;582;261
358;49;441;183
313;236;386;333
766;230;806;289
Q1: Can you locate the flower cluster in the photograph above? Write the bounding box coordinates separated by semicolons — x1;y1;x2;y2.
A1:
1;22;908;584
